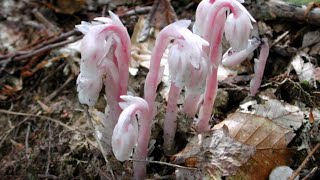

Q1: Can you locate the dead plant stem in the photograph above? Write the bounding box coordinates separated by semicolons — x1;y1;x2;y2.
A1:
130;158;198;170
83;106;115;180
289;143;320;180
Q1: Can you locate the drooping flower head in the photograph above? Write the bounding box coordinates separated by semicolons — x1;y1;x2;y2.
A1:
193;0;212;37
168;23;209;93
222;37;261;66
76;11;130;107
111;96;149;161
224;0;256;51
193;0;246;38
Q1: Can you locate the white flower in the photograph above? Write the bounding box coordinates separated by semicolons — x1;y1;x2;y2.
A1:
224;0;256;51
168;23;209;91
111;96;149;161
76;11;129;106
193;0;212;37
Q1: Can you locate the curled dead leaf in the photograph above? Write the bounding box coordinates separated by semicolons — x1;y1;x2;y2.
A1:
173;125;255;177
213;112;296;179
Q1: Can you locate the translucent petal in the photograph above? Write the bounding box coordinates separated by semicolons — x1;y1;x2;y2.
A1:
108;10;125;27
77;74;103;106
112;108;138;161
225;12;252;51
233;0;256;22
119;95;149;110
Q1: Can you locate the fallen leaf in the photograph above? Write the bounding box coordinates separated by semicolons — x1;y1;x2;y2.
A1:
213;112;296;180
138;0;177;42
291;52;317;85
239;95;304;130
173;126;255;177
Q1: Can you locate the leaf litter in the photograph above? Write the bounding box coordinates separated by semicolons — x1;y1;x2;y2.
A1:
0;0;320;179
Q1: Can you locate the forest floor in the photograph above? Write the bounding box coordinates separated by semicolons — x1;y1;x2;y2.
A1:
0;0;319;179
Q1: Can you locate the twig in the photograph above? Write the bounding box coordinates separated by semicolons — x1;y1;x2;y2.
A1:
288;143;320;180
2;35;82;63
38;174;58;179
129;158;198;170
44;74;74;102
302;166;318;180
0;30;80;60
25;122;31;165
0;35;82;73
118;6;152;17
0;109;78;148
0;109;77;131
83;106;116;180
45;121;52;176
0;74;74;147
249;0;320;26
271;30;290;48
32;9;60;33
40;61;66;84
0;108;97;148
89;160;112;179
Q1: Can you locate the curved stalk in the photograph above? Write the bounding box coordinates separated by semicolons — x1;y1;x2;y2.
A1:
163;83;182;154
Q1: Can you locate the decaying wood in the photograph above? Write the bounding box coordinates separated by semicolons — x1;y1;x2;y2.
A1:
248;0;320;26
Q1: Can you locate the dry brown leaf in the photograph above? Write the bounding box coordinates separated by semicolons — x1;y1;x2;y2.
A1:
213;112;296;180
291;52;317;85
173;126;255;177
138;0;177;42
239;95;304;130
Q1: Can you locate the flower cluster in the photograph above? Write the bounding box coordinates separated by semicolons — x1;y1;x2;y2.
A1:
76;1;269;178
76;11;131;127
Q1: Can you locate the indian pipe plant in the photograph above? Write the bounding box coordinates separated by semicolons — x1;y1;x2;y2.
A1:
76;11;131;128
76;0;270;179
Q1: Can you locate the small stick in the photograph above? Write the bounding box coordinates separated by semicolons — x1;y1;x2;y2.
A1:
129;158;198;170
0;36;82;73
0;109;77;132
14;36;82;61
0;30;80;60
288;143;320;180
118;6;152;17
302;166;318;180
0;108;97;148
44;75;74;102
45;122;52;176
270;30;289;48
25;122;31;165
83;106;116;180
32;9;60;33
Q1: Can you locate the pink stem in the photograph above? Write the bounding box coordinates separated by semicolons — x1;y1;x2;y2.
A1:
134;20;190;178
100;26;130;97
197;1;234;133
133;113;150;179
99;25;131;126
197;67;219;132
163;83;182;154
134;31;171;179
250;39;269;96
183;93;202;117
103;60;121;127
